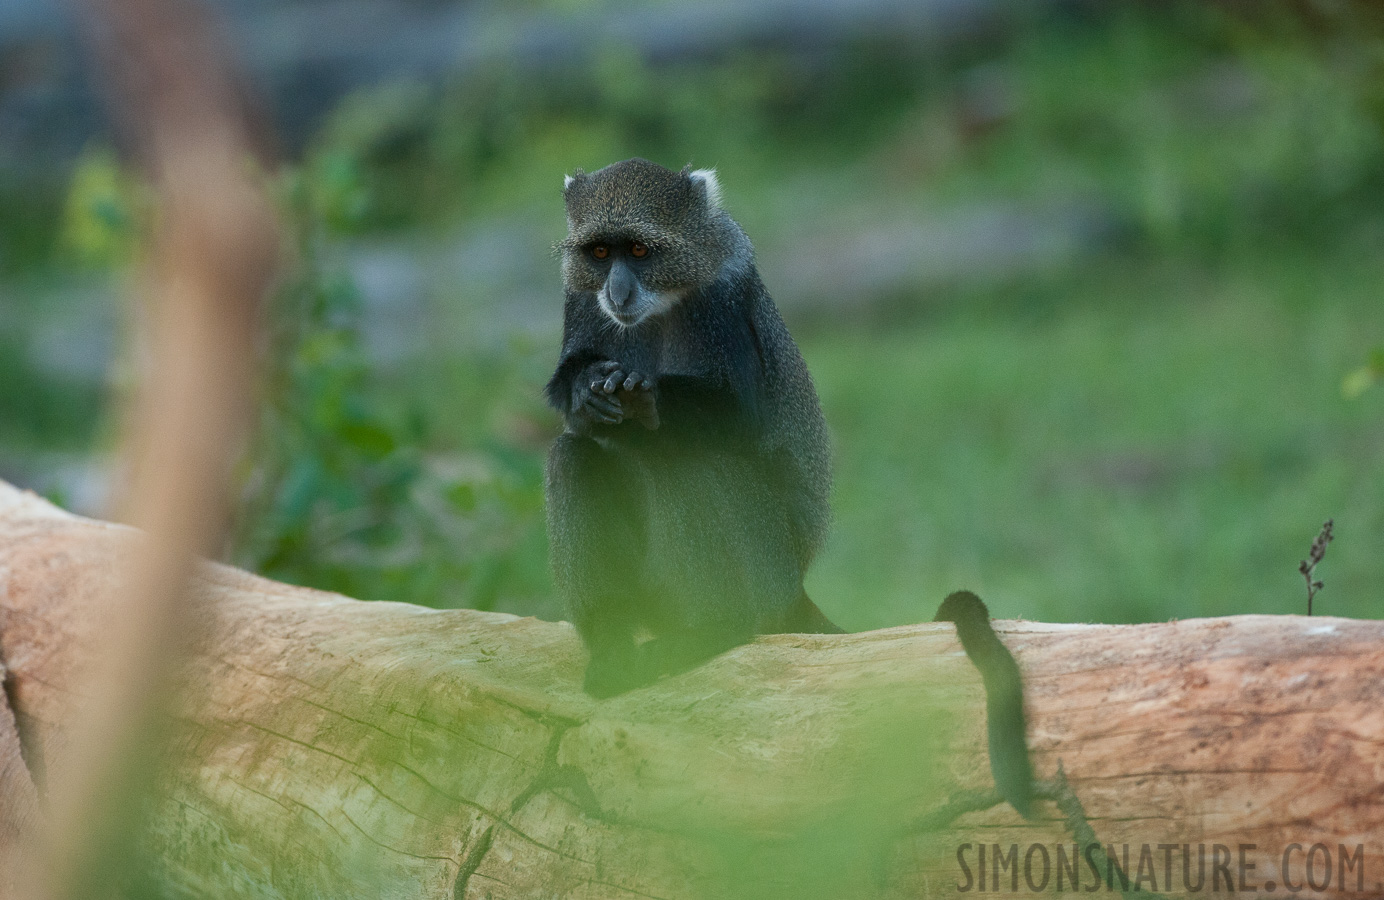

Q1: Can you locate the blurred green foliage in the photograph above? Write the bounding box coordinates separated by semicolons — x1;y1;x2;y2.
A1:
7;1;1384;624
1344;347;1384;398
60;145;144;268
286;4;1384;255
229;168;553;612
0;331;107;452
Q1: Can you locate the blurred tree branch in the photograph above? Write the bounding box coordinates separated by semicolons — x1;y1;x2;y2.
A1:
14;0;280;897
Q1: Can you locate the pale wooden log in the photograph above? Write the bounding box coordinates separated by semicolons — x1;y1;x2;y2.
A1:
1;479;1381;899
0;656;41;900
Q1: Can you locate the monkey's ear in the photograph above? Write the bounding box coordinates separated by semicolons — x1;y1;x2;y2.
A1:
563;169;587;192
688;168;722;208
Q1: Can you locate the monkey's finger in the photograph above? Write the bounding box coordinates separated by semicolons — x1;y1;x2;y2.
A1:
638;375;655;392
585;394;622;417
584;401;622;424
622;372;647;392
595;360;622;375
603;372;627;394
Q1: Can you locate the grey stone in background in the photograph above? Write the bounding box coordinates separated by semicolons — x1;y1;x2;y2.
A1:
0;0;1041;168
339;195;1119;358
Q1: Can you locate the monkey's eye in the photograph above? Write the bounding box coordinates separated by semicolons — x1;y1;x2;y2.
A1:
591;245;609;260
630;242;649;259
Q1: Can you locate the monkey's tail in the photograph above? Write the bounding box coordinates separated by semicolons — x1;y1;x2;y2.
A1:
791;590;846;634
933;590;1035;819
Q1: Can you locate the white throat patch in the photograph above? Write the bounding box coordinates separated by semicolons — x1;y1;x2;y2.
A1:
598;284;683;329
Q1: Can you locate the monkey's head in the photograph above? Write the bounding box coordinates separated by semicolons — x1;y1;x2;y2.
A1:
559;158;743;328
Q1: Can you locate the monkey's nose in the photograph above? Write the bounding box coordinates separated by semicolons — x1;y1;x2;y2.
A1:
606;263;637;308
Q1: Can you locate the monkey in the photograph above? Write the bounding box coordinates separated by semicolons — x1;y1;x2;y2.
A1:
543;158;1034;817
544;157;838;701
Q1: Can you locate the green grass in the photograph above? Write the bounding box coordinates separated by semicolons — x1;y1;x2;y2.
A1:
804;252;1384;628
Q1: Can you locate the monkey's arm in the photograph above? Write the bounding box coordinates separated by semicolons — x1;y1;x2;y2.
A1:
588;367;659;430
638;373;765;446
545;355;631;431
544;293;636;431
626;295;769;443
546;351;758;440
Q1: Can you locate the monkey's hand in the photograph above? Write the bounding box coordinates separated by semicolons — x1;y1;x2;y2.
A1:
570;360;626;428
594;366;659;431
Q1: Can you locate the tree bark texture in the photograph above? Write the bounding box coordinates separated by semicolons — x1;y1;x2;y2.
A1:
0;480;1380;899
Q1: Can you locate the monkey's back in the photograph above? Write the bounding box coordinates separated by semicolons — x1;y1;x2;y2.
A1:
737;269;831;566
652;262;831;568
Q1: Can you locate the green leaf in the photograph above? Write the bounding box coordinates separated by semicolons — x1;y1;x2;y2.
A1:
1343;347;1384;398
60;144;141;268
339;421;397;458
445;481;478;513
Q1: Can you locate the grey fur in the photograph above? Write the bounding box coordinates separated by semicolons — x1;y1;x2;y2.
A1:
545;158;838;697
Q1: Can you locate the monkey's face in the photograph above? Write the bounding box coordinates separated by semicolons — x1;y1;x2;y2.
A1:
559;158;731;329
567;235;684;328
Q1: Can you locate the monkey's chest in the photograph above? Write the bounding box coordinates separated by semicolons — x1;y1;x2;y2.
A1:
605;315;701;376
650;314;705;376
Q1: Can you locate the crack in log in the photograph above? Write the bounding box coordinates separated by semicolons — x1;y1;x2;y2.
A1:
1081;767;1315;779
0;645;37;786
296;696;401;741
391;706;523;762
230;719;360;767
452;823;495;900
222;661;549;764
0;647;42;795
386;759;587;862
1073;709;1384;746
169;795;219;826
228;721;585;866
357;773;446;827
225;658;331;695
340;810;458;863
231;777;354;848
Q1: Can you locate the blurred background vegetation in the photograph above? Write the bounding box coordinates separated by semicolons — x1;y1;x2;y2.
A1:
2;0;1383;628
